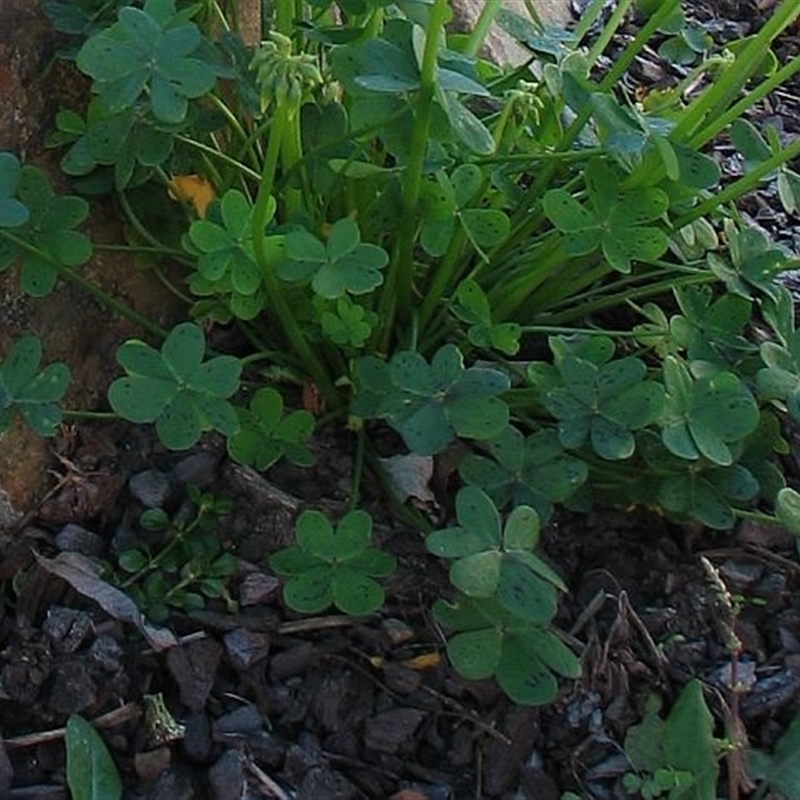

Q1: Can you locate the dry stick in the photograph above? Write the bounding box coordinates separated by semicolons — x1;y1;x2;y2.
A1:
247;760;292;800
4;702;142;749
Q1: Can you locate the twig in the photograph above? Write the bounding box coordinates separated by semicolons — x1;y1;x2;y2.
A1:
247;760;292;800
4;702;142;749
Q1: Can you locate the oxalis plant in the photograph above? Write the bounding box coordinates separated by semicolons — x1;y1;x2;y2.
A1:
3;0;800;706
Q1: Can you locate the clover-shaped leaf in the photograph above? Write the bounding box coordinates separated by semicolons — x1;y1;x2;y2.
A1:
227;387;314;471
657;463;759;530
543;159;669;272
459;425;587;522
56;104;175;190
0;166;92;296
269;509;395;616
187;190;266;296
278;217;388;299
433;595;581;706
320;297;378;348
76;3;218;123
452;280;521;356
0;336;70;437
352;344;510;455
108;322;241;450
0;153;30;228
426;487;566;622
661;356;760;466
669;285;756;365
540;353;665;460
419;169;510;258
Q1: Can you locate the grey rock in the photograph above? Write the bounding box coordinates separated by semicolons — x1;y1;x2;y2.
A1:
129;469;171;508
208;749;245;800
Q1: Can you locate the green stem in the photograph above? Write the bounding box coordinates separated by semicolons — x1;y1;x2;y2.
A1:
378;0;450;347
251;104;338;406
275;0;294;35
671;0;800;143
690;51;800;149
0;230;167;339
175;135;261;182
464;2;500;58
62;409;118;420
585;0;633;70
674;133;800;229
349;426;366;512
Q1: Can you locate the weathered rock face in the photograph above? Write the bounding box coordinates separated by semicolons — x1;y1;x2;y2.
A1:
0;4;184;518
451;0;573;65
0;2;57;157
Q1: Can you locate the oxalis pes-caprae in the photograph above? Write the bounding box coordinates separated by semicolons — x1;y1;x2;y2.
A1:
1;0;800;707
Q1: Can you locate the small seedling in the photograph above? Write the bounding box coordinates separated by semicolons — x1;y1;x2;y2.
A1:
623;680;719;800
270;509;395;616
116;487;236;623
227;387;315;471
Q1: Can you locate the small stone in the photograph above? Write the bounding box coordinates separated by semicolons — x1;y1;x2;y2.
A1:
89;635;123;672
239;571;280;606
298;766;360;800
383;665;422;695
135;747;171;782
173;451;220;489
364;709;426;755
718;558;764;590
48;660;97;715
43;607;92;654
166;638;222;711
147;765;195;800
284;735;324;784
270;642;320;680
208;749;245;800
54;523;105;557
213;704;265;740
381;618;415;647
129;469;171;508
183;711;213;764
223;628;270;670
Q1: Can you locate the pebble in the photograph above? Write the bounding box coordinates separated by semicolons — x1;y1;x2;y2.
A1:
135;747;171;782
146;765;194;800
54;523;105;557
212;704;264;740
182;711;213;764
223;628;270;670
129;469;171;508
238;571;281;606
172;451;220;488
208;749;245;800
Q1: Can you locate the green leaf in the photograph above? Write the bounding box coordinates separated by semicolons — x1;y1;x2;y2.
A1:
108;323;241;450
77;5;217;123
0;152;29;228
65;715;122;800
0;336;70;436
331;568;384;615
284;566;335;614
446;627;503;680
663;679;718;800
749;709;800;798
776;487;800;534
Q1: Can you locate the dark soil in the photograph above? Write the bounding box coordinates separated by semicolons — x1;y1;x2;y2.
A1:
2;2;800;799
